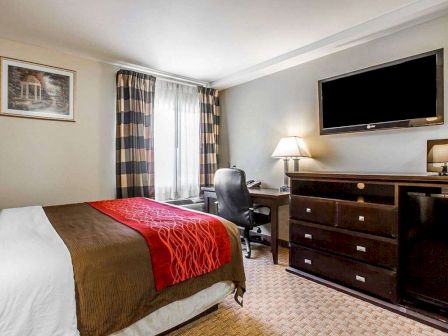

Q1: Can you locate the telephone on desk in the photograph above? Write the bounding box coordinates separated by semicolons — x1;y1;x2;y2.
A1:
246;180;262;189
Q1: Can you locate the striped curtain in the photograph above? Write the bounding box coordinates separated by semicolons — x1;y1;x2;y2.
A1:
199;87;220;188
116;70;156;198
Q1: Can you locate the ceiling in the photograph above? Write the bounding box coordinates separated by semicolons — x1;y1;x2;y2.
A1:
0;0;446;88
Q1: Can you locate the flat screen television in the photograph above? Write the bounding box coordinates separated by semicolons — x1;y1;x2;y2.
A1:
319;49;444;135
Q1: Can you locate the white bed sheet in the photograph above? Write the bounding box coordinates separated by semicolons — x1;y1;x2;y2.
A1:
0;206;78;336
112;281;235;336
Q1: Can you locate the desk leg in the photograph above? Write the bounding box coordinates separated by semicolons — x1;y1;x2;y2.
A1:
271;204;278;264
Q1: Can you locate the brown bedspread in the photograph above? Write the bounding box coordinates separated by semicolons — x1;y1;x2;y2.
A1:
44;203;245;336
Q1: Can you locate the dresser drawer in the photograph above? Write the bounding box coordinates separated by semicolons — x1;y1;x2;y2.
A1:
337;202;398;237
290;195;335;225
290;243;397;301
290;221;398;269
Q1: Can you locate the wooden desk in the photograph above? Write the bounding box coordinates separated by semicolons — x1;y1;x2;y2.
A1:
202;187;289;264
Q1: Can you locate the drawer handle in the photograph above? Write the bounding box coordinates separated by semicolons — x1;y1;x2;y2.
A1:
356;245;366;252
304;233;313;240
358;215;365;222
304;258;312;265
306;208;312;213
355;275;366;283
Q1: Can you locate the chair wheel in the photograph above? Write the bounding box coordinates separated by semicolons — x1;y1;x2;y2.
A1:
244;251;251;258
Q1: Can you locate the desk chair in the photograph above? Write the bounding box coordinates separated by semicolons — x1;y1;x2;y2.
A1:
214;168;271;258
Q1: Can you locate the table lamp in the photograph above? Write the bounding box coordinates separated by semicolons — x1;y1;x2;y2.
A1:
428;143;448;176
272;136;310;191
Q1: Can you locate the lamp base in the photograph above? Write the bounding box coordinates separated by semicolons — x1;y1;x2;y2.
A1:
293;158;300;172
439;163;448;176
279;185;290;192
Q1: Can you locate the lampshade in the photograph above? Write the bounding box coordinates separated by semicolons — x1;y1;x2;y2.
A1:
271;136;310;158
428;144;448;163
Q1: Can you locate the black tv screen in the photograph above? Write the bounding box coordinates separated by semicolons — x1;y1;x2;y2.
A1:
319;49;444;135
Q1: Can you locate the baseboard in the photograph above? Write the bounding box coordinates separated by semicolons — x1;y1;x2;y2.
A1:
278;239;289;248
286;267;448;332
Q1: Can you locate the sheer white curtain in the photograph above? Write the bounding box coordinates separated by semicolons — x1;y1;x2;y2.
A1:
154;79;200;201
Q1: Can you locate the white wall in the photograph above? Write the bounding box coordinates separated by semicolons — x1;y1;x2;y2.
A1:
0;38;117;209
221;15;448;241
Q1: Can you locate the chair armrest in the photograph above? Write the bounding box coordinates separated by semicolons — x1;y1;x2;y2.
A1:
252;204;271;215
249;206;269;212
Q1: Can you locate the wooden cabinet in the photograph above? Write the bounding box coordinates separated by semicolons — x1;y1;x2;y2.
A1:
287;172;448;331
288;176;399;303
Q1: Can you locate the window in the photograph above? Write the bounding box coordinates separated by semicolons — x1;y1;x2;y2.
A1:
154;80;200;201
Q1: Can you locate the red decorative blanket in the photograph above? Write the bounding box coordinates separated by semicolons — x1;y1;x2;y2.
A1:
88;197;231;291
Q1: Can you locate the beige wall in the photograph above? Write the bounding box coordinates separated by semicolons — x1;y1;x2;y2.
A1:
221;16;448;241
0;38;117;209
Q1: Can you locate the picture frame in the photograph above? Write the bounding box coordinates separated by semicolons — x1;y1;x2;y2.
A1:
0;57;75;121
427;139;448;174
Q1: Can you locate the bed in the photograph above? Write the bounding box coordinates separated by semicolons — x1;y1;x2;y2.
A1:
0;198;245;336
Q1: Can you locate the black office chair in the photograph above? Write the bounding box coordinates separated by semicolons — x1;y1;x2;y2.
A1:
214;168;271;258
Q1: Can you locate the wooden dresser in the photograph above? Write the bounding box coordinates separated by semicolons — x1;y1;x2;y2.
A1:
286;172;448;330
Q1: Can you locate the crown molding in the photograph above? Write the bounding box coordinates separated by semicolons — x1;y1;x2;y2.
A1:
0;35;210;87
111;61;209;87
211;0;448;90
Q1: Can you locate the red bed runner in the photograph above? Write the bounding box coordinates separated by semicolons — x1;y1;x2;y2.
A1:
88;197;231;291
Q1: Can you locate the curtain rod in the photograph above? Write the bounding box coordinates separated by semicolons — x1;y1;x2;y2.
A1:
113;61;209;87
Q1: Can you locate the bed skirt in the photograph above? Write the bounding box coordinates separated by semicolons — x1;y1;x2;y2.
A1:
112;281;234;336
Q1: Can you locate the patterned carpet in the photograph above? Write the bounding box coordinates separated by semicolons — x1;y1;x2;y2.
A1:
170;245;446;336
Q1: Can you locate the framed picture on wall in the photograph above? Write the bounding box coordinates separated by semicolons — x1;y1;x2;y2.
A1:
427;139;448;175
0;57;75;121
